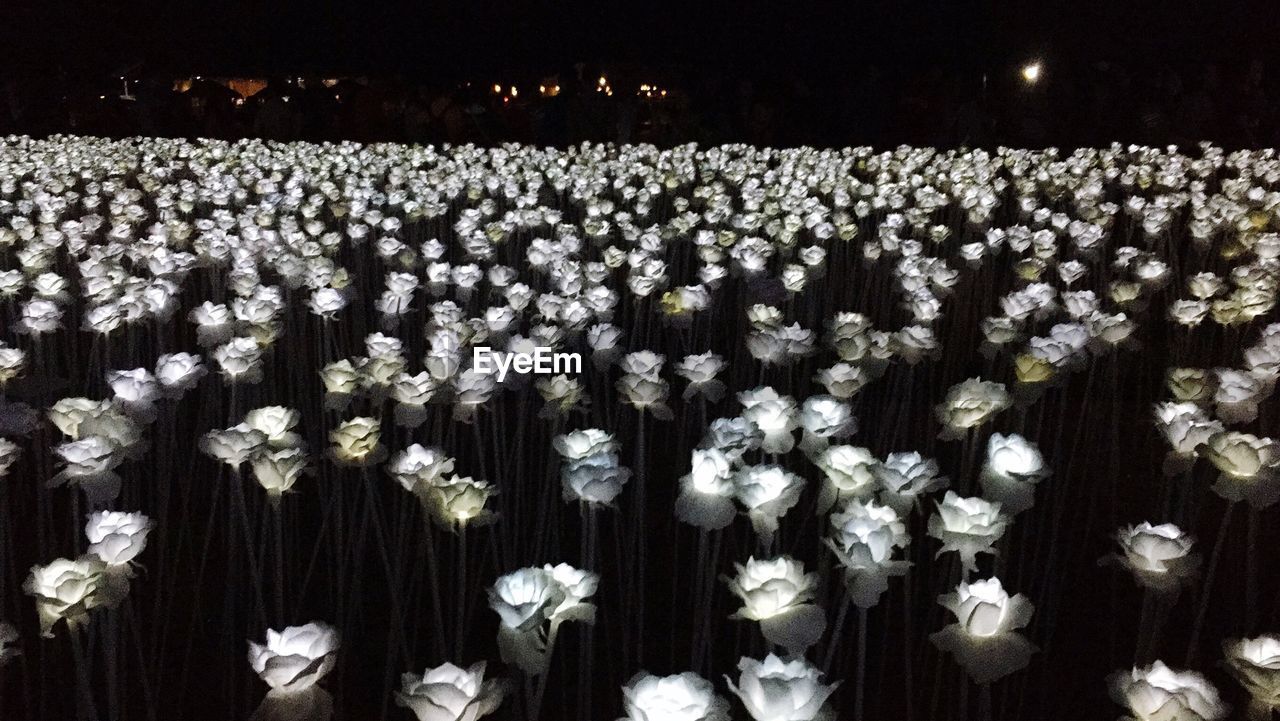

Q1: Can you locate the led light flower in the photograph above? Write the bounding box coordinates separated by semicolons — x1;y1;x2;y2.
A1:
726;654;839;721
244;406;303;449
1224;635;1280;719
1110;661;1227;721
396;661;506;721
798;395;856;456
0;346;26;387
928;492;1009;573
813;445;877;514
621;671;730;721
487;567;567;673
213;336;264;383
930;577;1037;683
201;424;268;468
387;444;456;496
154;352;207;397
733;465;805;546
675;448;737;530
1201;432;1280;508
85;511;153;566
328;417;383;466
24;556;107;637
978;433;1050;514
739;388;799;455
248;622;341;694
875;451;948;516
676;352;728;402
935;378;1011;440
826;499;911;607
554;429;631;506
424;475;497;529
0;438;21;479
251;447;310;499
726;556;825;653
1107;522;1199;595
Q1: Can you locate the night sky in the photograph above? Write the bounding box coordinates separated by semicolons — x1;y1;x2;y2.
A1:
2;0;1276;79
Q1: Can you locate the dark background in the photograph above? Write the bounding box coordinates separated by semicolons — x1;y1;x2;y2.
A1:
1;0;1280;147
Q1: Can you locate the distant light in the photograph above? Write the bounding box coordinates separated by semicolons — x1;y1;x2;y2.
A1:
598;75;607;87
510;86;517;98
492;83;502;94
1021;62;1042;84
539;84;546;94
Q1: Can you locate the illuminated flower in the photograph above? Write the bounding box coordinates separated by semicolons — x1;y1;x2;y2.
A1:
928;492;1009;573
201;424;268;468
24;556;107;637
396;661;506;721
1102;522;1198;596
935;378;1010;439
676;352;728;402
826;499;910;608
813;445;878;513
1201;432;1280;508
726;556;825;653
425;476;497;528
251;447;310;499
734;465;805;545
328;417;383;465
739;388;799;455
555;429;631;506
1224;635;1280;719
675;448;737;530
726;654;839;721
154;352;207;397
875;451;947;516
621;671;730;721
248;622;341;693
930;577;1037;683
978;433;1050;514
1110;661;1227;721
244;406;303;448
85;511;152;566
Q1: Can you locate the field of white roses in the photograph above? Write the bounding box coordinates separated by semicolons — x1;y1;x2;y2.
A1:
0;135;1277;721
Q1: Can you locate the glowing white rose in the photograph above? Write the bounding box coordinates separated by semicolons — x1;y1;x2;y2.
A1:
328;417;383;465
726;654;839;721
935;378;1010;439
85;511;153;566
814;445;877;513
675;448;737;530
621;671;730;721
396;661;505;721
1201;432;1280;508
726;556;826;653
930;577;1037;683
978;433;1050;514
244;406;303;448
24;556;107;637
928;492;1009;573
1224;635;1280;718
826;499;911;607
1109;661;1227;721
248;622;340;693
1108;523;1199;595
733;465;805;545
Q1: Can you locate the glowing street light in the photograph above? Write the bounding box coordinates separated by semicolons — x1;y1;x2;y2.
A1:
1021;62;1042;84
